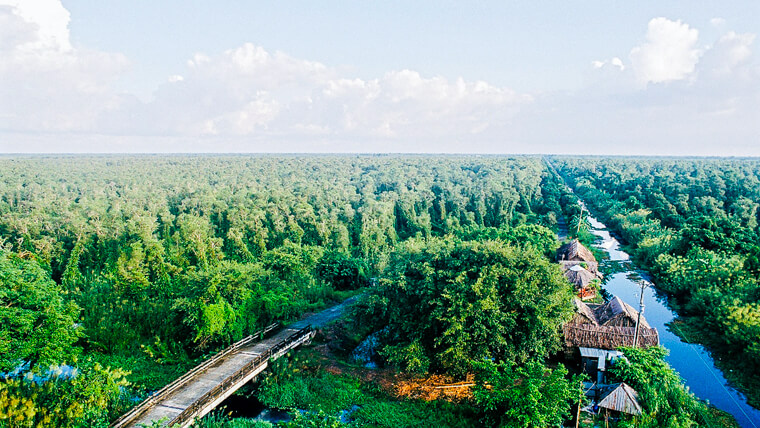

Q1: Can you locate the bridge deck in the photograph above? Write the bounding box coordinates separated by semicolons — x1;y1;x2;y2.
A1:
113;297;355;428
114;327;312;428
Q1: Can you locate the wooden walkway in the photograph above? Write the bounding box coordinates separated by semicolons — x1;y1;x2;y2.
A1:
111;324;314;428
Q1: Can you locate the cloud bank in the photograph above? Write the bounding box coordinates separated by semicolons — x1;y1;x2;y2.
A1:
1;3;758;155
0;0;128;134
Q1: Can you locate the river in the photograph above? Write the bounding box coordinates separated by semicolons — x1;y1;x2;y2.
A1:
585;214;760;428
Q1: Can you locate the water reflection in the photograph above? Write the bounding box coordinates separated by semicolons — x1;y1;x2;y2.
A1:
585;213;760;428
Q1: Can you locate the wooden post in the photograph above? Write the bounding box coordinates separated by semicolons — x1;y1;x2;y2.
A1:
576;206;585;236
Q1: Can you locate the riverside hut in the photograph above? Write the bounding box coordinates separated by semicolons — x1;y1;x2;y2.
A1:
557;239;599;275
568;297;650;329
563;323;659;350
597;383;643;416
557;240;601;299
565;264;596;287
564;297;659;351
594;296;649;328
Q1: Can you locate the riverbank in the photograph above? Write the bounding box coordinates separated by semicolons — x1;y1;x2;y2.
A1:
585;214;760;428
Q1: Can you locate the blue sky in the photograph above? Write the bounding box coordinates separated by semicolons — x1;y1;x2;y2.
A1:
1;1;759;155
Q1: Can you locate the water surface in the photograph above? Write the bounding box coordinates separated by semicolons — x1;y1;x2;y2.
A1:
586;215;760;428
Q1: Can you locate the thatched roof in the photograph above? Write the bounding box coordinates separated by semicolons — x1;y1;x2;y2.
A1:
564;266;596;288
563;324;659;350
598;383;642;415
571;297;651;329
559;260;600;276
557;240;597;263
573;298;598;325
595;296;650;329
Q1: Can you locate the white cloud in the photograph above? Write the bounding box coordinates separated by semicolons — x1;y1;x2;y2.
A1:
592;57;625;71
540;16;760;156
707;31;755;75
0;1;528;144
0;0;71;51
0;0;128;133
630;18;701;84
99;43;530;141
1;3;758;156
710;17;726;28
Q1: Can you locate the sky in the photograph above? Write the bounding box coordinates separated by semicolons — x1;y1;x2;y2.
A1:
0;1;759;155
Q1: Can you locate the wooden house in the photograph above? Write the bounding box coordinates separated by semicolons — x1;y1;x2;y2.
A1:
570;298;599;325
597;383;643;416
563;323;659;350
594;296;650;328
557;239;599;274
569;297;650;329
557;239;596;262
564;297;659;352
579;347;624;385
565;265;596;287
557;240;601;299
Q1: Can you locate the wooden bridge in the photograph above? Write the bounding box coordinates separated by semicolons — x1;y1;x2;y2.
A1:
111;324;315;428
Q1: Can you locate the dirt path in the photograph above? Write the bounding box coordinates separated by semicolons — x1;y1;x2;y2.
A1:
289;295;360;330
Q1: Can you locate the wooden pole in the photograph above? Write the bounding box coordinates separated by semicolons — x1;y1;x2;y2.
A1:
633;281;647;347
576;206;584;236
575;393;581;428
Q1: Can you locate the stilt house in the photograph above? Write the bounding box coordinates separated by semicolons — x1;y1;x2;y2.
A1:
597;383;643;416
556;239;601;300
564;297;659;383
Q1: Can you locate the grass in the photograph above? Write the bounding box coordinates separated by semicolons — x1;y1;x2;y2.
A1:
194;347;482;427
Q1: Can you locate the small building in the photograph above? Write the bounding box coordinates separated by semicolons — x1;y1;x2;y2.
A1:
557;239;599;275
564;297;659;358
597;383;643;416
557;240;601;300
593;296;650;328
571;298;599;325
564;265;598;300
580;347;624;385
563;323;659;351
568;297;650;329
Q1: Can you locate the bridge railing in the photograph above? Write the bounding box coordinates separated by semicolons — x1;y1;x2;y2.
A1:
168;325;314;427
110;322;280;428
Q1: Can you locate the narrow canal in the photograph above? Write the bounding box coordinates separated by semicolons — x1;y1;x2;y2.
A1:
585;213;760;428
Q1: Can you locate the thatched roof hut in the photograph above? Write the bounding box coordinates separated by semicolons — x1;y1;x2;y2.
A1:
571;298;599;325
563;323;659;350
598;383;643;416
569;297;650;329
594;296;650;328
559;260;600;276
564;265;597;288
557;240;596;263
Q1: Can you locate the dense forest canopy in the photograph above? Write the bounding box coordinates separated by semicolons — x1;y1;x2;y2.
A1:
552;156;760;406
0;155;564;354
0;154;741;427
0;155;582;426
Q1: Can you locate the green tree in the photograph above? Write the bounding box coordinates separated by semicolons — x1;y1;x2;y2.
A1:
610;346;724;427
316;250;366;291
0;249;81;372
472;359;582;428
357;237;573;373
0;362;128;427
